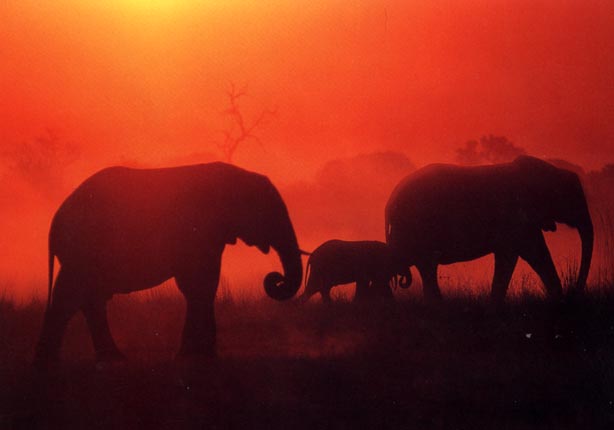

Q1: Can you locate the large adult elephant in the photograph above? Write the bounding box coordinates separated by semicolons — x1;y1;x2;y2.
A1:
34;162;303;366
385;156;593;302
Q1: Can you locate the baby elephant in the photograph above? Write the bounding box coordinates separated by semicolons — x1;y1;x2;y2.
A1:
299;239;410;303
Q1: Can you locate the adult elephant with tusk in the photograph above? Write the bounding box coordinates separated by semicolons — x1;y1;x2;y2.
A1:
34;162;304;367
385;156;593;302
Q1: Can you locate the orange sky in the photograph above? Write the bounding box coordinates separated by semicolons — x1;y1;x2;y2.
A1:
2;1;614;175
1;0;613;297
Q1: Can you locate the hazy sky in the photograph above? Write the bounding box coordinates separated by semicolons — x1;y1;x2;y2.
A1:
1;0;613;296
1;0;613;180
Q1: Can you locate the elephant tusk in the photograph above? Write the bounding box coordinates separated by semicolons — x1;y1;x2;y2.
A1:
299;249;311;256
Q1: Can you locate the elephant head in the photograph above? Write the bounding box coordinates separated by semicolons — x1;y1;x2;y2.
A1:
514;156;594;292
225;172;303;301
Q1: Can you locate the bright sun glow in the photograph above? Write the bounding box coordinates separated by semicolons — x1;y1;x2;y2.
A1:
113;0;245;15
119;0;190;11
117;0;249;10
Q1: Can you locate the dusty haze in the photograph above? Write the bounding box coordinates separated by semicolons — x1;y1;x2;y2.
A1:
1;0;613;298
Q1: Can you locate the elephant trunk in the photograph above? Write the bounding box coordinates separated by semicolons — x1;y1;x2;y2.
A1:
264;226;303;301
575;220;594;294
398;268;412;289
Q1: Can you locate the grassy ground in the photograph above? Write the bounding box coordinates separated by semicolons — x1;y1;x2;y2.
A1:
1;289;614;429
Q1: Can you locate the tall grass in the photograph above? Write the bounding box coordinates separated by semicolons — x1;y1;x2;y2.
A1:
2;289;614;429
595;208;614;287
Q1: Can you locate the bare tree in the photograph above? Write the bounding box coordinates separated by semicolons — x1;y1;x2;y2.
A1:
0;129;79;195
456;135;526;165
218;83;275;163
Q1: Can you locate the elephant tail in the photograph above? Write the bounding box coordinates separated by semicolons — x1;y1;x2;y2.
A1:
46;241;55;316
303;260;312;290
390;273;412;290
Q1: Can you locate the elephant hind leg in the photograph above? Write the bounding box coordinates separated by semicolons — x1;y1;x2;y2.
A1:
299;277;322;303
417;262;442;301
320;285;333;303
491;252;519;303
82;300;125;362
519;232;562;300
34;268;83;368
356;279;394;302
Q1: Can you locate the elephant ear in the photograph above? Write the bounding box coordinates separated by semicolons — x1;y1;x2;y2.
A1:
512;157;560;230
215;173;250;246
218;203;240;245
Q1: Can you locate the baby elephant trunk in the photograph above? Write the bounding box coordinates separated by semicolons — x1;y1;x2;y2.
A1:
398;269;412;289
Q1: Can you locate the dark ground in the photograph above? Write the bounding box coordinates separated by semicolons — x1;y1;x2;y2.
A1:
1;289;614;429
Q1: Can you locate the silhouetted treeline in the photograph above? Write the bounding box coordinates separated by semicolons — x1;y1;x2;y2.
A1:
282;146;614;284
456;135;526;165
283;151;415;245
0;130;79;199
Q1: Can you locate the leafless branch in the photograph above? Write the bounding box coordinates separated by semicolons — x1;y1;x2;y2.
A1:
217;83;275;163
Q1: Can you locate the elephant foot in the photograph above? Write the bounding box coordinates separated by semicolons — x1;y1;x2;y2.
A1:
563;290;586;309
295;293;311;304
31;352;61;374
177;344;217;360
32;340;64;372
424;292;443;303
95;349;127;363
486;299;508;317
378;295;396;303
490;292;507;306
95;359;127;372
177;350;217;361
94;350;127;371
175;350;218;374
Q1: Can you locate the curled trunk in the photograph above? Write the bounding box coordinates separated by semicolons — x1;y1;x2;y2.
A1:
263;218;303;301
264;247;303;301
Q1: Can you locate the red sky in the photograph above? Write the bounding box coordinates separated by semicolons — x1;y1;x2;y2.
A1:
1;0;613;297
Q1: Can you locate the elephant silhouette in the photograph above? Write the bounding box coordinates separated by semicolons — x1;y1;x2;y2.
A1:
34;162;303;367
298;240;410;303
385;156;593;302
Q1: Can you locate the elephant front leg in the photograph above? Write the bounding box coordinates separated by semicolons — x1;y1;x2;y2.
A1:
373;280;394;300
417;262;442;301
353;279;369;302
491;252;519;303
175;255;222;358
298;277;322;303
519;231;563;300
82;300;125;363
